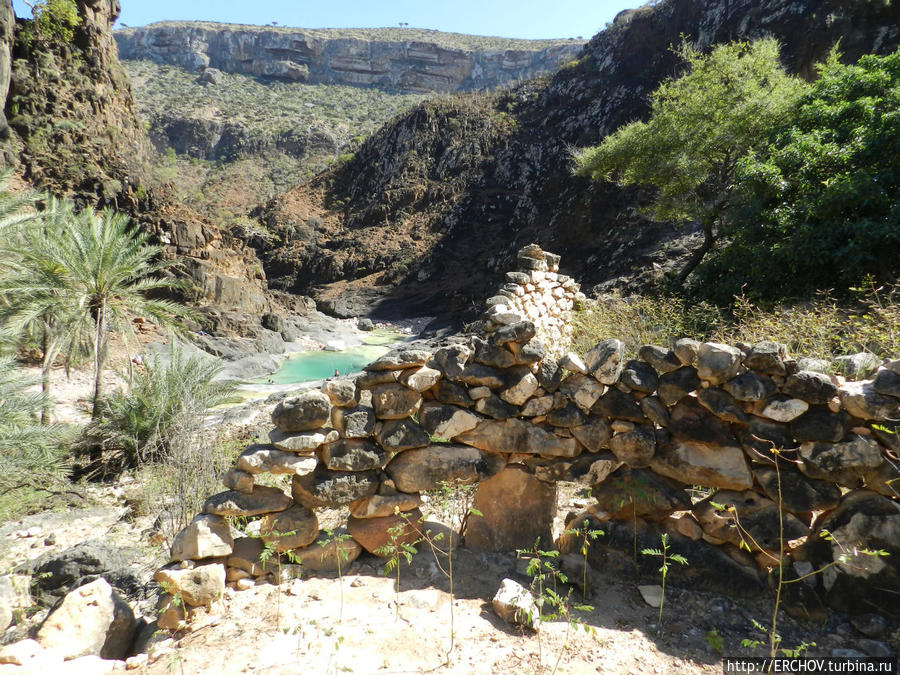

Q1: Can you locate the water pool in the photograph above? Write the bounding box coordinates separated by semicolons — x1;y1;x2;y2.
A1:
253;330;406;385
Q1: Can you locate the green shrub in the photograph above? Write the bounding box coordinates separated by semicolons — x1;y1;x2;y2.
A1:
31;0;79;44
85;343;237;467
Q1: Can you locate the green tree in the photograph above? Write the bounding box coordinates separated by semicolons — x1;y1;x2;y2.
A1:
0;356;73;505
23;0;80;43
0;197;84;423
698;47;900;300
575;39;806;283
87;343;235;466
57;206;193;418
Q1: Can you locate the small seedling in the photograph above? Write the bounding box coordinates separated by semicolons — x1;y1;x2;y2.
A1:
706;628;724;654
563;518;604;602
318;527;353;623
375;509;422;620
641;532;688;633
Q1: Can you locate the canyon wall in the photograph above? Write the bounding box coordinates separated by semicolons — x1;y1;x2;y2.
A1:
115;23;584;92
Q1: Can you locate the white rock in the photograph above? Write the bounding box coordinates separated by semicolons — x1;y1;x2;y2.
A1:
760;398;809;422
324;340;346;352
492;578;539;628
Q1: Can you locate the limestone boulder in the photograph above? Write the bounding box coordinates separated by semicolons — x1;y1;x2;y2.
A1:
460;363;506;388
269;428;339;453
531;453;620;484
558;352;587;374
170;514;234;562
349;492;422;518
840;381;900;421
790;406;848;443
696;342;742;385
272;390;332;432
291;468;379;508
521;394;555;417
371;383;422;419
36;578;135;660
364;348;432;371
227;537;272;576
419;402;480;440
500;370;539;406
759;396;809;423
609;426;656;467
332;405;377;438
202;486;292;517
584;338;625;384
668;398;735;447
475;394;518;419
399;365;442;392
638;345;681;374
492;321;536;346
320;439;388;471
639;396;670;427
466;466;556;552
783;371;838;404
323;378;359;407
592;388;644;422
237;445;318;475
433;380;473;407
620;359;659;393
223;467;254;493
559;373;605;411
835;352;880;378
872;368;900;398
794;490;900;615
799;435;885;487
753;465;841;515
696;387;748;424
743;341;788;375
547;403;586;428
592;467;690;521
673;338;701;366
722;371;776;402
535;356;563;393
348;508;424;556
375;418;430;451
571;416;612;452
429;344;471;380
692;490;808;552
455;418;580;457
260;504;319;552
154;563;225;607
290;528;362;573
657;367;700;406
492;578;539;628
650;441;753;490
385;445;506;493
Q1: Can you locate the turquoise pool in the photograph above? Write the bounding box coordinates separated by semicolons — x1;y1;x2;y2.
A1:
253;330;406;385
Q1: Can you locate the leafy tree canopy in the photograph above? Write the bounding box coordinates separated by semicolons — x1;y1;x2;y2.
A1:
25;0;79;44
575;38;806;283
697;47;900;301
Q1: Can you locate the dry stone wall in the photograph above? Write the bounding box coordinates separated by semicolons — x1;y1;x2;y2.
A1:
157;246;900;624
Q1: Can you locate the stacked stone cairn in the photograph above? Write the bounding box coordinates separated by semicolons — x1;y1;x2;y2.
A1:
483;244;586;355
156;249;900;627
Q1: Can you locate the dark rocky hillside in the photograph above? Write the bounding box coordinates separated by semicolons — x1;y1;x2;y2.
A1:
257;0;900;320
0;0;269;318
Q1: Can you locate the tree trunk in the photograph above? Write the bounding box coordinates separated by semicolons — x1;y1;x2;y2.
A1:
676;216;716;286
40;324;51;425
91;300;106;420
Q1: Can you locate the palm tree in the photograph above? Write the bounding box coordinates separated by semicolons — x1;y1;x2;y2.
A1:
59;206;194;418
0;355;73;496
0;196;83;423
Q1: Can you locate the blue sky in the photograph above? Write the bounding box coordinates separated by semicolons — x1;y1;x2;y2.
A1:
12;0;639;40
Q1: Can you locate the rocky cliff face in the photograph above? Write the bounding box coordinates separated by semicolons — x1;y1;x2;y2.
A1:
0;0;269;316
256;0;900;319
114;22;584;92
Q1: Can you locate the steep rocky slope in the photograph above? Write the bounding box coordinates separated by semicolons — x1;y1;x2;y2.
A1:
115;23;584;92
0;0;269;317
257;0;900;319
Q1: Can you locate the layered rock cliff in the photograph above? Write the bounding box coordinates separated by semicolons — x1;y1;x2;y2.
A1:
115;22;584;92
1;0;269;316
256;0;900;319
